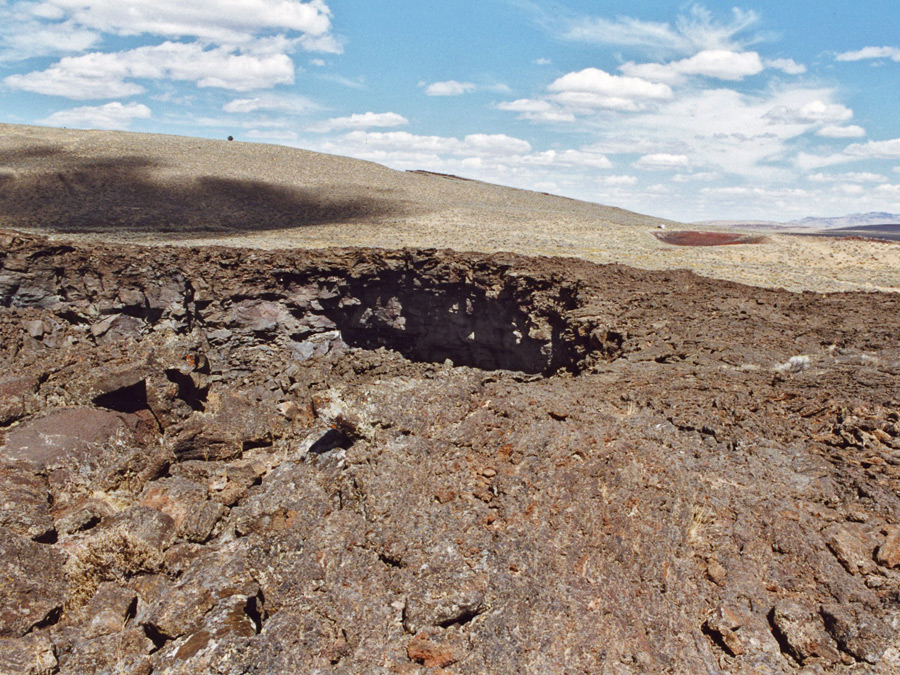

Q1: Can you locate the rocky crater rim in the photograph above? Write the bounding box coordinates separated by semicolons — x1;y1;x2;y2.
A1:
283;269;594;375
0;231;619;376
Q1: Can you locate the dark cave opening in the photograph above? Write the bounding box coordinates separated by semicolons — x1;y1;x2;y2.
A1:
316;278;569;375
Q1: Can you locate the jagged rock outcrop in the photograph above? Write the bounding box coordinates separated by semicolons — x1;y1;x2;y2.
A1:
2;231;900;673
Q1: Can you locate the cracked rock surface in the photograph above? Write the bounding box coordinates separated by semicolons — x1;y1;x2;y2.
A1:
2;231;900;673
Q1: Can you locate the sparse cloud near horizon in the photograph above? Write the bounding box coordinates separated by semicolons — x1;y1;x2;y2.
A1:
327;131;533;158
244;128;299;141
308;111;408;133
495;98;575;122
794;137;900;173
42;101;151;129
634;153;691;171
597;175;638;186
424;80;477;96
809;171;886;183
223;93;318;114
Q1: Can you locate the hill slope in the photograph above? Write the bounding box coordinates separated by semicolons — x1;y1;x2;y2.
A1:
2;123;900;293
0;122;669;241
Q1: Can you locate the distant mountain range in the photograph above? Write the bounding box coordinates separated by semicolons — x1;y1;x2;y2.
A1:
696;212;900;230
789;212;900;229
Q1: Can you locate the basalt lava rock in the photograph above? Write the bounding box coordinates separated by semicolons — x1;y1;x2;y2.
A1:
2;230;900;672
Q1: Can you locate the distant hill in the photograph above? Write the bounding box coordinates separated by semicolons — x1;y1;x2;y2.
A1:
2;123;898;294
693;219;785;230
0;122;672;242
695;212;900;230
789;212;900;229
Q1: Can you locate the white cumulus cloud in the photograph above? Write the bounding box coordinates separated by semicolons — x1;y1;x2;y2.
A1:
42;101;151;129
549;68;673;99
797;101;854;122
671;171;720;182
547;68;672;112
33;0;338;47
519;150;612;169
634;153;690;170
4;62;147;99
425;80;477;96
835;46;900;62
341;131;458;155
568;87;862;181
338;131;532;157
495;99;576;123
597;175;638;186
308;111;409;133
765;58;806;75
620;50;764;84
808;172;886;183
463;133;532;155
766;100;854;124
5;41;295;99
844;138;900;159
0;2;99;62
816;125;866;138
796;137;900;171
223;94;317;113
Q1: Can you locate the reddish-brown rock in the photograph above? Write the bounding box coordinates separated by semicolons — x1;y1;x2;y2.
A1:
875;526;900;568
0;461;54;540
0;534;68;637
407;632;458;668
2;231;900;672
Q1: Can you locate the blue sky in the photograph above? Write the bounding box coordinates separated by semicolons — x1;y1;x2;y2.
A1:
1;0;899;222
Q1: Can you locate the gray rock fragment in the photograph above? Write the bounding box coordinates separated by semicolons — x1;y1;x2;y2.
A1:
769;601;840;665
820;603;890;665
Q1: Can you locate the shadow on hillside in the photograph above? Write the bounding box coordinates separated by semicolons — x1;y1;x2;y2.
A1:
0;145;406;235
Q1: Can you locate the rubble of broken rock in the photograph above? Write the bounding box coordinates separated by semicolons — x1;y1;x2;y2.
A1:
2;230;900;673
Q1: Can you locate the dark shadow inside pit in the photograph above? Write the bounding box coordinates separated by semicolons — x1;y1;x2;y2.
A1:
92;380;148;414
164;369;208;411
317;279;564;374
0;147;406;235
308;428;354;455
